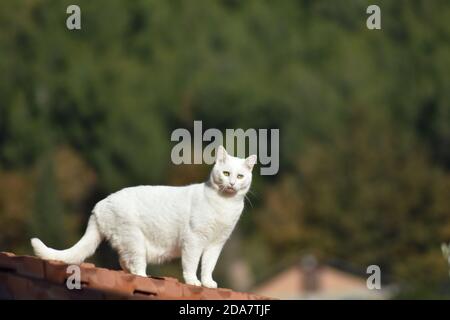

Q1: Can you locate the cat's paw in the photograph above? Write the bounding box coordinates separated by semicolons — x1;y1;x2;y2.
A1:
185;278;202;287
202;279;218;289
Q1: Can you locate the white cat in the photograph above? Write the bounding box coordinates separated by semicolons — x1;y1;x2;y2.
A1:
31;145;256;288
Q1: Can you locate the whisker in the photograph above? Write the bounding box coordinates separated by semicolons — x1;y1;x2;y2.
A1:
244;194;254;208
247;189;257;197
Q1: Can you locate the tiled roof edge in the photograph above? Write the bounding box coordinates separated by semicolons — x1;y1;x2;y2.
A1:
0;252;273;300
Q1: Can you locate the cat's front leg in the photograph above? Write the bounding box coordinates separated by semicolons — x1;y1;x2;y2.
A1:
201;242;225;288
182;240;203;286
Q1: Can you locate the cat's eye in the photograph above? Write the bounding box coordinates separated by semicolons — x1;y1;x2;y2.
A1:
223;171;230;176
237;174;244;179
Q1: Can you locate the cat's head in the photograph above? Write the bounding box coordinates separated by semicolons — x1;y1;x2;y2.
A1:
210;145;257;196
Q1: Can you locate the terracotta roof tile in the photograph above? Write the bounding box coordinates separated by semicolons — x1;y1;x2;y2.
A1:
0;252;273;300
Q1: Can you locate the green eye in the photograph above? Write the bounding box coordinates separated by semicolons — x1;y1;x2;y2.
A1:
237;174;244;179
223;171;230;176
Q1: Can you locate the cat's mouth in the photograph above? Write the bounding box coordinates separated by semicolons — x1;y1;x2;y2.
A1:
222;186;237;194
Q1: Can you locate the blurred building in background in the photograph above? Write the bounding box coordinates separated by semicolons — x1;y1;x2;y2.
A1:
253;256;393;300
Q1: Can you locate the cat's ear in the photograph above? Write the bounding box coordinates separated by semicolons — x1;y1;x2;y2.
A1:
216;145;228;164
245;154;257;170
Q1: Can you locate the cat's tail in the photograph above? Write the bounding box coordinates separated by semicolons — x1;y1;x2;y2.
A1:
30;215;102;265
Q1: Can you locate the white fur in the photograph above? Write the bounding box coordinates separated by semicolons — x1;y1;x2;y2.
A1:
31;146;256;288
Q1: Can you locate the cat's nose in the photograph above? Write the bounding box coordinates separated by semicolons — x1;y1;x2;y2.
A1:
230;182;235;186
